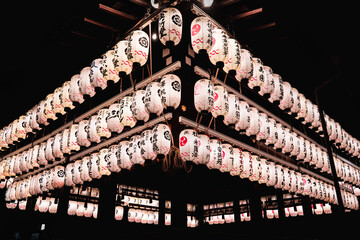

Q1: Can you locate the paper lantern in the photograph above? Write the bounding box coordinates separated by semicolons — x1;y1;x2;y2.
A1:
211;85;229;118
190;16;212;54
282;167;291;191
127;30;149;67
282;128;294;155
273;123;285;150
145;82;164;116
52;87;66;115
36;100;49;126
303;140;312;163
37;142;48;166
69;74;84;104
72;160;83;185
119;96;137;128
152;123;171;158
278;81;294;111
45;137;55;162
160;74;181;110
219;143;234;173
84;203;95;218
295;172;304;195
52;133;63;159
249;155;261;182
207;139;222;170
113;40;132;76
265;118;277;146
98;149;111;176
303;99;315;125
44;94;57;121
274;164;285;189
60;81;75;110
88;115;101;143
248;58;264;90
77;120;91;147
223;94;240;127
16;115;28;140
290;133;300;157
117;141;133;170
68;124;80;152
295;93;308;121
79;66;96;97
61;129;70;155
179;129;198;162
158;7;182;47
258;66;275;97
80;156;92;182
140;130;156;161
235;49;253;81
229;147;242;176
256;113;270;142
129;135;145;165
240;151;252;179
235;101;250;133
194;79;214;114
89;58;107;90
115;206;124;220
29;106;41;131
196;134;210;165
268;74;283;104
89;153;102;179
223;38;241;74
208;28;229;67
107;145;121;172
131;90;150;123
102;50;120;83
289;87;300;114
245;107;260;137
68;200;77;216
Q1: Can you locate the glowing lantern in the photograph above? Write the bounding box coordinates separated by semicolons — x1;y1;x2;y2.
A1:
129;135;145;165
207;138;222;170
160;74;181;110
52;87;66;115
145;82;164;116
38;142;48;166
249;155;262;182
282;128;294;155
45;137;55;162
274;164;285;189
68;124;80;152
127;30;149;67
131;90;150;123
102;50;119;83
211;85;229;119
290;133;300;157
113;40;132;76
303;99;315;125
266;162;277;187
77;120;91;147
190;16;213;54
152;123;171;158
245;107;260;137
256;113;270;142
278;81;293;111
196;134;210;165
106;104;123;133
119;96;137;128
265;118;277;146
88;115;101;143
194;79;214;114
117;141;133;170
235;101;250;133
44;94;57;121
115;206;124;220
273;123;285;150
268;74;283;104
235;49;253;81
89;153;101;179
107;145;121;172
60;81;75;110
223;94;240;127
259;66;275;97
230;148;242;176
158;7;183;47
282;167;291;191
223;38;241;75
179;129;198;162
72;160;83;185
79;67;96;97
80;156;92;182
69;74;84;104
96;109;111;139
140;130;157;161
219;143;234;173
289;87;300;114
98;149;111;176
208;28;229;67
17;115;29;140
64;163;75;186
240;151;252;179
248;58;264;91
61;129;70;155
89;58;107;90
29;106;41;131
36;100;49;126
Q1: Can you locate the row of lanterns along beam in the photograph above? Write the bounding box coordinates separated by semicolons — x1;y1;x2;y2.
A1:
1;3;359;215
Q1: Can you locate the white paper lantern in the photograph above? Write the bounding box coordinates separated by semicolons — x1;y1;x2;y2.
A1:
98;149;111;176
140;130;156;161
256;113;270;142
79;66;96;97
273;123;285;150
207;139;222;170
274;164;285;189
196;134;210;165
144;82;164;116
152;123;171;158
290;133;300;157
234;101;250;133
96;109;111;139
268;74;283;104
52;87;66;115
223;38;241;74
179;129;198;162
68;200;77;215
190;16;213;54
303;99;315;125
113;40;132;76
61;129;71;155
265;118;277;146
235;49;253;81
129;135;145;165
117;141;133;170
44;94;57;121
208;28;229;67
89;58;107;90
224;94;240;127
127;30;149;67
248;58;264;90
69;74;84;104
115;206;124;220
278;81;294;111
219;144;234;173
194;79;214;114
289;87;300;114
245;107;260;137
259;66;275;97
68;124;80;152
88;115;101;143
266;162;277;187
158;7;182;47
249;155;262;182
229;147;242;176
211;85;229;118
282;167;291;191
131;90;150;123
72;160;83;185
107;145;121;172
36;100;49;126
160;74;181;110
102;50;120;83
89;153;102;179
60;81;75;110
105;104;123;134
119;96;137;128
282;128;294;155
240;151;252;179
77;120;91;147
296;93;308;121
80;156;92;182
45;137;55;162
84;203;94;217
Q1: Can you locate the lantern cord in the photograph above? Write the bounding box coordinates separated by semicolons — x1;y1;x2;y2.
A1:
205;116;214;134
149;22;153;82
194;115;203;131
239;80;242;94
195;111;199;123
223;72;228;84
119;77;123;94
129;72;135;91
213;68;219;84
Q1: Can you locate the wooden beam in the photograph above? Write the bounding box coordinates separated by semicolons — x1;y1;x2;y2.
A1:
247;22;276;32
83;17;119;32
98;4;137;21
234;8;263;20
